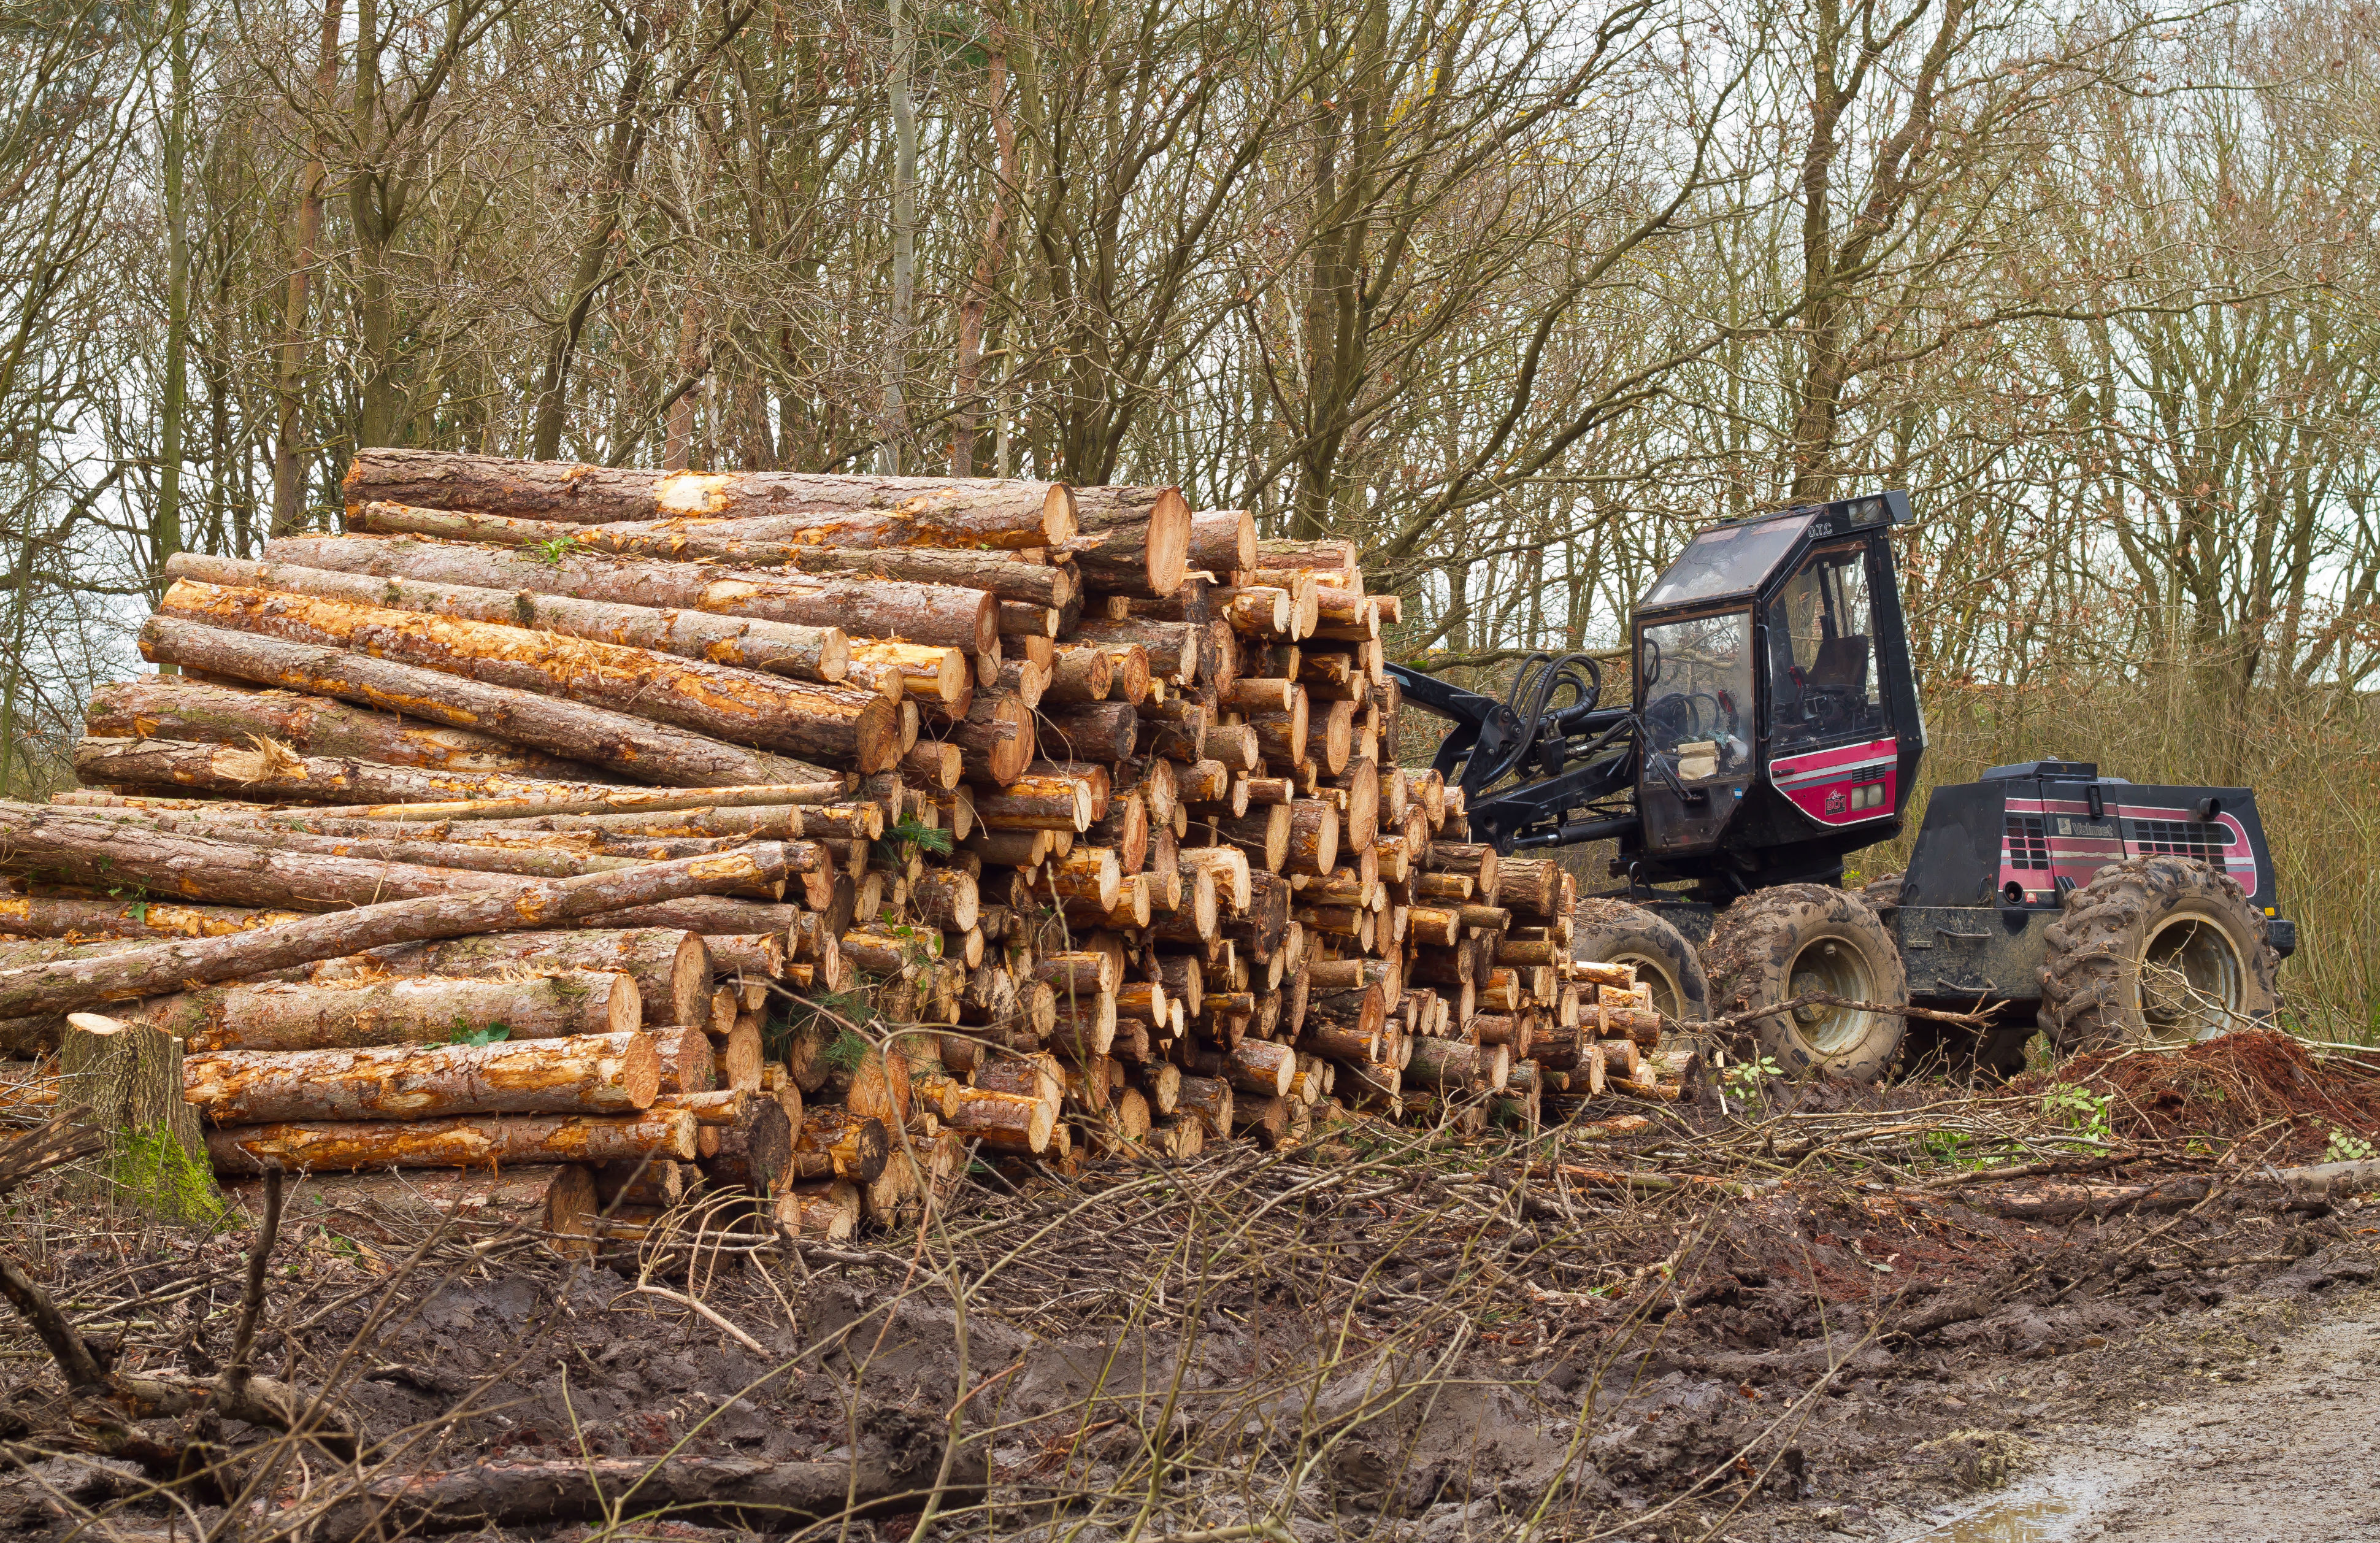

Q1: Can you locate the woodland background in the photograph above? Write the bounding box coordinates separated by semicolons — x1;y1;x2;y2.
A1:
1;0;2376;1031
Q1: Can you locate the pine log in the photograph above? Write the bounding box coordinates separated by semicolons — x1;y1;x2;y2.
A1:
1188;507;1257;574
848;641;969;704
972;774;1092;831
86;677;608;782
1173;1073;1234;1137
592;1157;688;1209
1038;701;1139;764
1067;485;1191;597
0;845;791;1020
297;930;709;1026
1066;616;1202;683
140;616;832;789
184;1030;658;1123
159;581;899;772
207;1107;697;1173
126;971;639;1053
1046;645;1113;704
1215;804;1292;874
274;530;1001;656
702;1097;796;1191
949;1086;1053;1152
0;896;305;942
939;689;1035;783
343;450;1073;539
168;553;852;687
768;545;1073;607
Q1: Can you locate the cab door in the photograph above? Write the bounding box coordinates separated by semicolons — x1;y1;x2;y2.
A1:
1762;542;1900;828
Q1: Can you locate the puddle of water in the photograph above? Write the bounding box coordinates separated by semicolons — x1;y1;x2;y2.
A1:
1901;1491;2073;1542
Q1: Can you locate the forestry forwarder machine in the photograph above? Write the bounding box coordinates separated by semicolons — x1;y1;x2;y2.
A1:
1388;490;2295;1081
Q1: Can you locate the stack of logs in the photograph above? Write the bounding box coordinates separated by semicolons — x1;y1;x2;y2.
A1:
0;449;1695;1249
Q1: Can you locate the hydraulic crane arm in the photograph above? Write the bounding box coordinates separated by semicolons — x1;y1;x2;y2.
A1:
1386;653;1641;853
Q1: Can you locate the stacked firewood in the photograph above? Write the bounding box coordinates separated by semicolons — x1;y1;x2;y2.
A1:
0;451;1694;1248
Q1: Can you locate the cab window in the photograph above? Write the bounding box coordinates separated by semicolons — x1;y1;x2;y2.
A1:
1638;610;1751;774
1765;545;1887;751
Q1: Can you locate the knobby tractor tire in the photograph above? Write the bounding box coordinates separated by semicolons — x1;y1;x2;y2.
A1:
1704;883;1908;1081
2038;855;2280;1055
1572;899;1709;1022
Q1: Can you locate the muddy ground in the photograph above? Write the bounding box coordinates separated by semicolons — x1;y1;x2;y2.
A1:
2;1037;2377;1540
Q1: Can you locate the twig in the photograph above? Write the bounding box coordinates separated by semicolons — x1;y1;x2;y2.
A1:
626;1284;770;1357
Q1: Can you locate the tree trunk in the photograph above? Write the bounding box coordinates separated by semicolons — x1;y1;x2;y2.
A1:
86;677;609;782
206;1110;697;1172
341;449;1075;544
182;1029;660;1123
56;1016;211;1212
140;616;837;790
970;774;1092;831
1188;509;1257;575
947;1086;1051;1152
267;531;1001;656
159;582;898;773
0;845;795;1019
306;929;710;1028
1037;701;1137;763
122;970;639;1053
169;554;851;684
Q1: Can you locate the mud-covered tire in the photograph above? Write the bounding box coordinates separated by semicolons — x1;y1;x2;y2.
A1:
1705;884;1908;1081
2038;856;2281;1054
1572;899;1709;1022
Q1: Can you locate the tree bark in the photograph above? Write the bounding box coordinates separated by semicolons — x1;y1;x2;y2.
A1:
970;774;1091;831
0;844;794;1019
86;677;609;782
305;929;710;1028
1188;508;1257;575
159;581;898;773
123;970;639;1052
183;1029;660;1123
948;1085;1052;1152
267;531;1000;656
207;1110;697;1172
141;616;837;790
1037;701;1137;763
937;689;1034;783
169;553;851;684
343;448;1074;543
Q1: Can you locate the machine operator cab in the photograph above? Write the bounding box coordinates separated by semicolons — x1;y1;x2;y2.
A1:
1630;491;1925;883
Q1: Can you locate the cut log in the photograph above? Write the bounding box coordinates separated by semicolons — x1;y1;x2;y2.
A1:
128;970;639;1053
1188;507;1257;574
0;844;792;1020
141;616;834;790
702;1097;796;1191
344;450;1073;539
1067;485;1191;597
592;1157;687;1209
847;641;969;704
183;1030;659;1123
85;677;608;782
1216;804;1292;874
206;1108;697;1173
167;553;851;685
1174;1073;1234;1137
1046;645;1113;704
0;896;307;942
948;1086;1053;1153
274;531;1000;656
302;929;710;1027
1066;617;1202;683
940;690;1035;784
1038;701;1139;763
971;774;1092;831
159;581;899;772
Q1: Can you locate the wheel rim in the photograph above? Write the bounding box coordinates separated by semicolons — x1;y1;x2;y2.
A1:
1784;936;1876;1057
1609;950;1684;1020
2137;913;2244;1043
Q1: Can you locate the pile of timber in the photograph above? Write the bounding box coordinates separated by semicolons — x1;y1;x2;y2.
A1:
0;450;1692;1250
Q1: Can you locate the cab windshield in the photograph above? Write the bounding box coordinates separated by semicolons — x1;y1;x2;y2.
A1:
1642;514;1811;606
1638;610;1751;774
